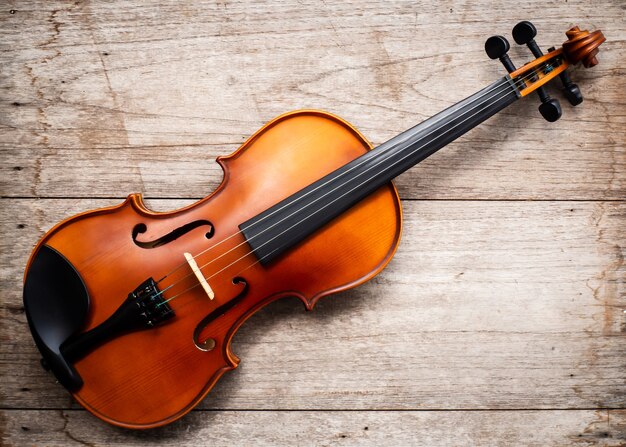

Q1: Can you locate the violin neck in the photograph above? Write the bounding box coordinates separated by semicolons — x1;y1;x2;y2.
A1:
240;77;521;264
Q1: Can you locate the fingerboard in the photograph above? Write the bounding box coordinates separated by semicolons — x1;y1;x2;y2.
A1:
240;77;520;265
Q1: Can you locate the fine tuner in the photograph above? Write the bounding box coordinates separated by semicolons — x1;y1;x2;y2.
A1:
485;21;605;121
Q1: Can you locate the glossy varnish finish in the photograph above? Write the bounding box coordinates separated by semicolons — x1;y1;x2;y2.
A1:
26;110;402;428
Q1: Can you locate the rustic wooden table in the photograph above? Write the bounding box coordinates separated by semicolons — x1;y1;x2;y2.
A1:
1;1;624;445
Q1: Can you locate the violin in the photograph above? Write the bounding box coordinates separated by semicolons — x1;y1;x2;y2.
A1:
23;22;605;428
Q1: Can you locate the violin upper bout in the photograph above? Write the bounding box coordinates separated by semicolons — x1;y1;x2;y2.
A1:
210;109;403;314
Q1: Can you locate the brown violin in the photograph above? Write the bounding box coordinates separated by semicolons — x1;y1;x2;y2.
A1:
23;22;605;428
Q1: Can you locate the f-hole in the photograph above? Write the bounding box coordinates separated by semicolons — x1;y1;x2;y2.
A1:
132;220;214;249
193;277;248;351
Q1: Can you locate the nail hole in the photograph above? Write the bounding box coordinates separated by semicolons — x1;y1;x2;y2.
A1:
13;166;22;171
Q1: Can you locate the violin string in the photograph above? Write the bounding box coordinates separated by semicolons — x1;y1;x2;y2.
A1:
154;66;539;289
204;68;545;280
153;74;519;298
157;64;551;304
156;62;553;306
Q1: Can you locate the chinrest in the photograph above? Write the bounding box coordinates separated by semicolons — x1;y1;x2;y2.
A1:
23;244;90;391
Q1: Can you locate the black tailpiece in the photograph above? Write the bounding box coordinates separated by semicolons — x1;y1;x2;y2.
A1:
62;278;175;363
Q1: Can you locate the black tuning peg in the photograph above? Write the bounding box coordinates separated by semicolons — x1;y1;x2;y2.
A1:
485;35;517;73
512;21;562;122
547;46;583;106
512;21;542;57
538;97;562;122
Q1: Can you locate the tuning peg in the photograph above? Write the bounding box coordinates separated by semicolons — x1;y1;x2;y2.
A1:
547;46;583;106
538;97;562;122
512;21;543;57
512;21;561;122
485;35;517;73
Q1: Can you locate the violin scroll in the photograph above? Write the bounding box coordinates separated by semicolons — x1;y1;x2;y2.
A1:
486;21;605;119
562;26;606;68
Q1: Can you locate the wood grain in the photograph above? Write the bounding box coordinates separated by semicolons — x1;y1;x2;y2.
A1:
2;410;625;446
1;0;624;444
0;0;624;200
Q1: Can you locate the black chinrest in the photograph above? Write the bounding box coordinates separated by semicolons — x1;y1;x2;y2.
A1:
23;245;89;391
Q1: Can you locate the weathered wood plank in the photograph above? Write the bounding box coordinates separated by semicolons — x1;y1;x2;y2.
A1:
1;409;624;446
1;0;624;199
1;0;624;443
2;199;624;410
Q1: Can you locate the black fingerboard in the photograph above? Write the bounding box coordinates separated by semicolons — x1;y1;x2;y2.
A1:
240;77;519;265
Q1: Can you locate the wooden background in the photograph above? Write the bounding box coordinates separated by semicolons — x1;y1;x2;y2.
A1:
1;0;624;445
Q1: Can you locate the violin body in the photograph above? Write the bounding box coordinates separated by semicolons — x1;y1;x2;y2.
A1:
26;110;402;428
